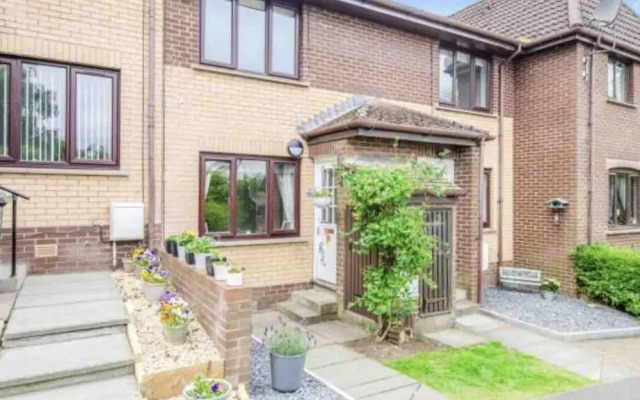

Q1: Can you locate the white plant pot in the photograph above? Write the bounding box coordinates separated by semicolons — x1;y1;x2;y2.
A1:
213;264;229;281
194;253;208;271
177;246;186;263
226;272;243;286
183;379;232;400
313;196;331;209
141;282;167;302
541;290;556;301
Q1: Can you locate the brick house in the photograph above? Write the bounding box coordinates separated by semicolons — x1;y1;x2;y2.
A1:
0;0;637;331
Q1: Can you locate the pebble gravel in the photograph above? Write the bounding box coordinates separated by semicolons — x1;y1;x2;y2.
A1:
484;287;640;333
250;340;344;400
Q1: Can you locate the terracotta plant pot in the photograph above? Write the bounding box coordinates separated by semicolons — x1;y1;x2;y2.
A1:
163;323;188;345
270;352;306;393
141;282;167;302
183;379;232;400
212;264;229;281
194;253;209;271
226;272;243;287
122;258;135;274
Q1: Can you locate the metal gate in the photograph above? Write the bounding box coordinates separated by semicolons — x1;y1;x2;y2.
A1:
420;208;453;316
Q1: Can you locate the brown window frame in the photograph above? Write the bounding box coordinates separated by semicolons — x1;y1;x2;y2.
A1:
609;169;639;227
0;55;119;168
482;169;491;228
199;0;300;79
438;47;491;112
608;57;632;103
199;152;301;239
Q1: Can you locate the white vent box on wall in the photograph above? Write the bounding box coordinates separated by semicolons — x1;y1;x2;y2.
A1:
110;202;145;241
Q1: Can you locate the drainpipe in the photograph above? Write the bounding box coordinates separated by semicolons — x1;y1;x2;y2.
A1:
148;0;157;247
477;136;486;305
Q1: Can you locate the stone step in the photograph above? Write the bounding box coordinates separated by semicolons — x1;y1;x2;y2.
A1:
414;313;455;336
455;288;467;302
291;288;337;315
21;272;113;287
276;301;335;325
455;299;480;317
3;326;127;349
14;288;120;309
18;280;115;297
2;376;142;400
0;333;134;397
3;299;128;343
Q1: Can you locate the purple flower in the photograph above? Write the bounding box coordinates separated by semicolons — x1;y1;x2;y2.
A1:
211;383;219;393
159;292;175;302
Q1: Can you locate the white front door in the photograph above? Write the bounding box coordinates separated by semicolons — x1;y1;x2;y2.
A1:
314;162;338;285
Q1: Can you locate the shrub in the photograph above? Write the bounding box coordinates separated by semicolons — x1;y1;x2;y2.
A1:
540;278;560;293
572;243;640;316
185;237;214;254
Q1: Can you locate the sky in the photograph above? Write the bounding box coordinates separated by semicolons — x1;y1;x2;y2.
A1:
395;0;640;17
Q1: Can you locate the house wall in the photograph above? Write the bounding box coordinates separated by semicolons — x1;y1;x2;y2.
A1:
0;0;161;273
161;0;514;306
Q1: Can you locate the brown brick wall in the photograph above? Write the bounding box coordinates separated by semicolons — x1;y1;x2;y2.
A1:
251;282;313;311
513;44;581;294
164;0;199;67
162;251;252;386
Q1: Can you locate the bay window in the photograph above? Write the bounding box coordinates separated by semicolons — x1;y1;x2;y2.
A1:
609;170;639;226
201;0;299;78
0;56;119;167
439;48;490;110
201;153;300;238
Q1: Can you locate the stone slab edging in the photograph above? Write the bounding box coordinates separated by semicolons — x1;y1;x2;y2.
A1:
480;307;640;342
251;335;356;400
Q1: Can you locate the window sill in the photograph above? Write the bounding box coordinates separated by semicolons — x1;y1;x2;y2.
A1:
435;104;499;119
606;99;637;109
216;237;309;247
192;64;310;88
483;228;497;234
606;227;640;236
0;167;129;177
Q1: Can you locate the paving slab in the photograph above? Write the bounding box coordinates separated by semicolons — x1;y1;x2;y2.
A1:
0;333;133;390
18;280;115;297
519;341;595;368
346;375;418;398
21;272;112;286
311;358;399;389
544;377;640;400
424;329;487;348
14;288;119;309
3;376;142;400
251;310;294;339
483;326;549;349
306;344;364;369
0;291;17;320
4;299;127;340
360;382;421;400
456;313;508;333
307;320;369;345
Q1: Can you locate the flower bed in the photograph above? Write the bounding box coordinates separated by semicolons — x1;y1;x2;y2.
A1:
112;270;225;400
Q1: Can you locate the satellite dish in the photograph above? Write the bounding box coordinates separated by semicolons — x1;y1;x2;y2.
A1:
592;0;622;26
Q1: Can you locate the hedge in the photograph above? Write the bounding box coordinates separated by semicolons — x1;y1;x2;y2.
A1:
572;243;640;317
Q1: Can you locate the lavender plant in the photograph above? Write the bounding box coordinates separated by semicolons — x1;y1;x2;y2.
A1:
263;317;316;357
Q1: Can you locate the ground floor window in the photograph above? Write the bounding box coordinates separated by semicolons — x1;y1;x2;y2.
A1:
200;153;300;238
609;170;639;226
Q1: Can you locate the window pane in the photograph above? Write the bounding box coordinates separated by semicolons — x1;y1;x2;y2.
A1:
482;171;489;226
615;62;628;102
608;61;615;99
0;65;8;157
238;0;266;73
75;74;113;161
203;0;233;64
456;52;472;107
631;176;638;225
21;63;67;162
271;6;296;76
475;58;489;108
236;159;267;235
439;49;454;103
609;174;616;224
204;160;231;233
616;174;628;225
273;163;296;231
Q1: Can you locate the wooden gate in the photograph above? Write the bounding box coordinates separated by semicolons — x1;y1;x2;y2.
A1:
343;209;376;318
420;208;453;316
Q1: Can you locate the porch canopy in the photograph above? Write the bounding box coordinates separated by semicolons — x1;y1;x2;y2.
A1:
298;96;494;147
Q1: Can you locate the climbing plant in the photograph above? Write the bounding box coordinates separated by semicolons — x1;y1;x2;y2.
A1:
338;157;446;341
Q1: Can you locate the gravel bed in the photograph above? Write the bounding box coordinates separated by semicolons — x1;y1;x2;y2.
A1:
484;287;640;333
250;340;344;400
112;271;221;375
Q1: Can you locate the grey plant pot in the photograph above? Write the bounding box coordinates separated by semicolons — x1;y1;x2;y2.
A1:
141;282;167;302
183;379;232;400
163;323;188;345
177;246;186;263
541;290;556;301
270;352;306;393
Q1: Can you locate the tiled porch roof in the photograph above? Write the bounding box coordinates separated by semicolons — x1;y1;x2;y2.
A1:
298;97;492;143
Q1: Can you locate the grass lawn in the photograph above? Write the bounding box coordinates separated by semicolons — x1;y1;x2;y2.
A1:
386;342;592;400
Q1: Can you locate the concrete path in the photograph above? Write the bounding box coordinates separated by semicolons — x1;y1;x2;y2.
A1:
252;311;449;400
543;377;640;400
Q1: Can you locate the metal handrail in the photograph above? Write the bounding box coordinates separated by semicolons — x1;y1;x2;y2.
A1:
0;185;30;278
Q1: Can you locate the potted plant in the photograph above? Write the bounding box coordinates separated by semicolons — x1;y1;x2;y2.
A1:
159;292;191;345
205;249;220;277
226;265;244;287
176;230;197;263
133;248;159;278
210;254;229;281
264;318;316;393
140;264;170;302
123;245;143;274
540;278;560;301
307;188;332;209
185;237;214;271
183;375;232;400
165;234;179;257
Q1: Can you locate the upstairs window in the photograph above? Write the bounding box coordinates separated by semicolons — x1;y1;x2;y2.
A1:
608;58;631;103
609;170;639;226
201;0;299;78
439;48;490;111
0;57;118;167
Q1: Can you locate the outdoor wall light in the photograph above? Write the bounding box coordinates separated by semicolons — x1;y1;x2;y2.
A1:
547;198;569;225
287;139;304;158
